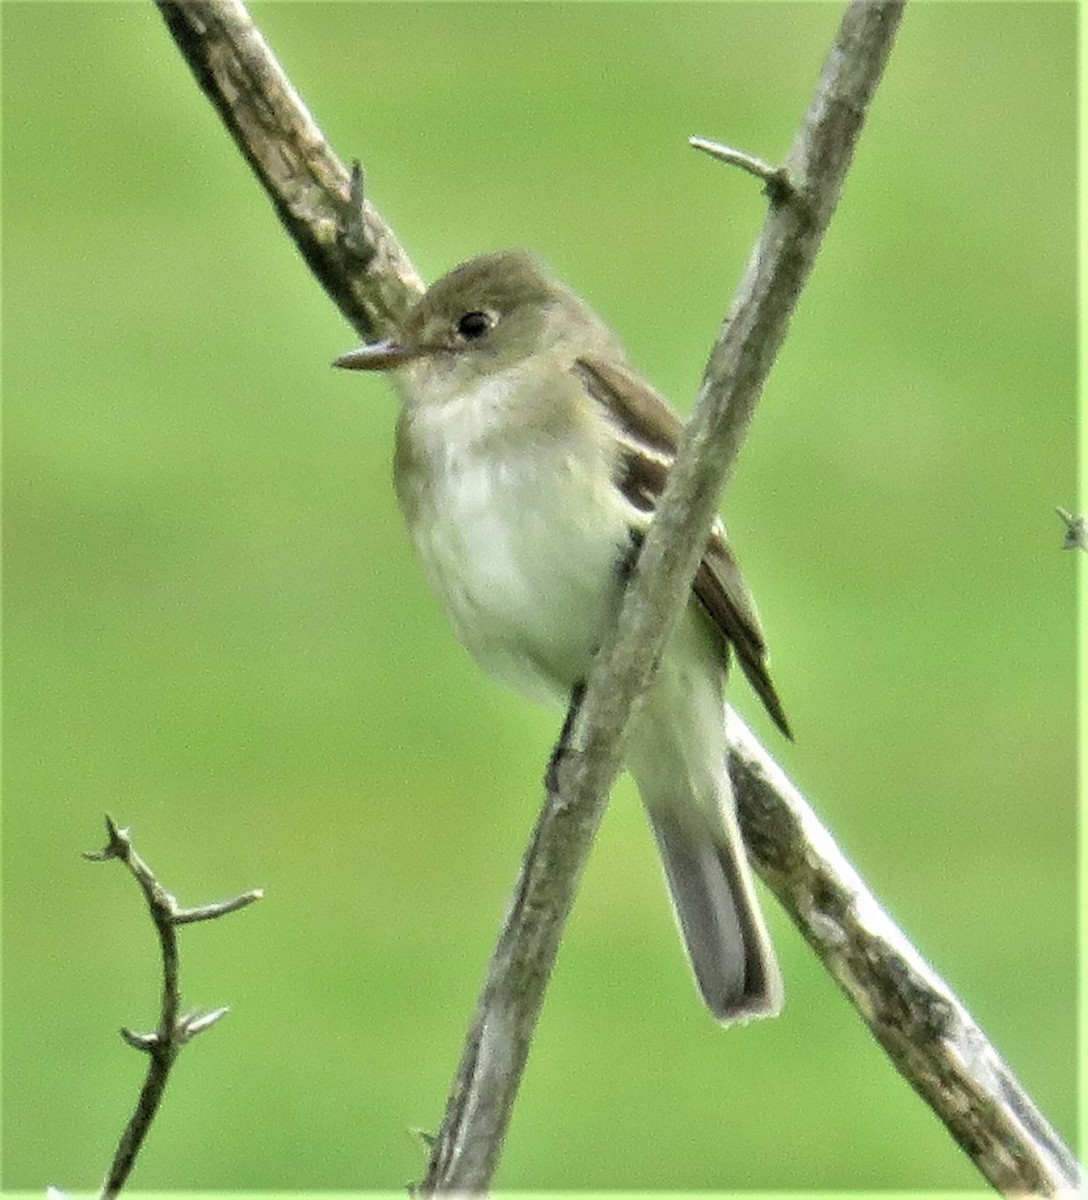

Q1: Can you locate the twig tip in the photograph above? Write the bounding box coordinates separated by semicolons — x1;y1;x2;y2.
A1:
120;1027;160;1052
1055;506;1087;551
689;135;792;202
179;1006;230;1041
84;814;131;862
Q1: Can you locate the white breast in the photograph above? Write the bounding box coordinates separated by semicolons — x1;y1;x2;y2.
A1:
397;369;633;704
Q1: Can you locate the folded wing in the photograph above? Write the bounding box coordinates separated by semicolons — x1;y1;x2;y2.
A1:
573;355;791;739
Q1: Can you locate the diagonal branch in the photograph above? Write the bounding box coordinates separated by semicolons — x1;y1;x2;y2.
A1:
419;3;906;1190
155;0;422;339
154;2;1081;1197
726;713;1082;1197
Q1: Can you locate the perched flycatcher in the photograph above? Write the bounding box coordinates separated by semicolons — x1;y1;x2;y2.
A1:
335;250;789;1023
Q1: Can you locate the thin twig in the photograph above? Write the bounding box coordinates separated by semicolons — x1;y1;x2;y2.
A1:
421;2;906;1191
725;712;1083;1198
1055;507;1087;552
84;816;263;1199
153;2;1082;1196
689;135;792;202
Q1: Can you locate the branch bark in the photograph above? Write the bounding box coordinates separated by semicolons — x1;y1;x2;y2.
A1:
154;3;1082;1197
155;0;422;339
726;713;1082;1198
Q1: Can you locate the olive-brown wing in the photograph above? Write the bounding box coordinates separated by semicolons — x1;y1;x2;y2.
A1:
574;355;791;738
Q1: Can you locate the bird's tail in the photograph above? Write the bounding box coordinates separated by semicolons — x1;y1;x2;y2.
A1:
625;612;782;1024
641;793;782;1023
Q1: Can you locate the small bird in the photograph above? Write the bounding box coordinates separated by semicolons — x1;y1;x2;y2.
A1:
335;250;789;1023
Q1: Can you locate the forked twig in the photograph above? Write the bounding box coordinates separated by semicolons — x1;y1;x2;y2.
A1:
83;816;263;1199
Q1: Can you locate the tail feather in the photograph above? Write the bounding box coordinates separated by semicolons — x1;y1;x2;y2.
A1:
645;801;781;1023
625;605;783;1023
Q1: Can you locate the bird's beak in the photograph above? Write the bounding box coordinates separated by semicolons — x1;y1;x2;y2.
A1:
332;339;421;371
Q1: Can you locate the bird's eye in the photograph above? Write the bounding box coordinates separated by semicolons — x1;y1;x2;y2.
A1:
456;311;494;340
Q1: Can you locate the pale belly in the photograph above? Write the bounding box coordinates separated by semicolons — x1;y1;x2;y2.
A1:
409;452;633;705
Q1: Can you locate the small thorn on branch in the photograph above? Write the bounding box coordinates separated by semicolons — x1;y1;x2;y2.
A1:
120;1027;160;1052
689;135;793;202
410;1126;437;1152
178;1006;230;1041
339;158;377;266
1055;507;1087;552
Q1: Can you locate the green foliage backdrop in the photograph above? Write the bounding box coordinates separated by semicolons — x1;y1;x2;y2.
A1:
2;2;1077;1192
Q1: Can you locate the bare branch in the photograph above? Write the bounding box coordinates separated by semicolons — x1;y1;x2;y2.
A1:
154;0;423;339
726;712;1083;1198
84;816;263;1199
421;2;906;1191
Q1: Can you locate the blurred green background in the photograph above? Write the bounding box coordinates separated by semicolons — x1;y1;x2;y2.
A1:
2;2;1078;1192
